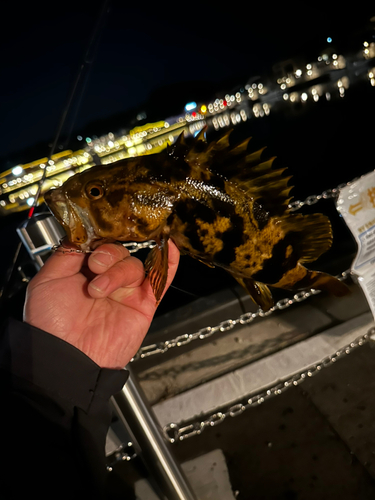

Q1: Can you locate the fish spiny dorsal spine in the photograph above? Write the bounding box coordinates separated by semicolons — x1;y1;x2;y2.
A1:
168;128;294;217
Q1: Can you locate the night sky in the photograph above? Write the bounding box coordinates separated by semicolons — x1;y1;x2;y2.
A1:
1;1;373;169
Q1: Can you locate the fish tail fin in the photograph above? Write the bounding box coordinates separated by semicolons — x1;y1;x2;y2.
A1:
281;213;334;263
235;277;274;311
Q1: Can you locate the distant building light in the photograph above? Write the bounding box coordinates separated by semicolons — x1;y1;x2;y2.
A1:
185;102;197;112
77;135;83;141
12;166;23;176
327;37;332;43
86;137;92;144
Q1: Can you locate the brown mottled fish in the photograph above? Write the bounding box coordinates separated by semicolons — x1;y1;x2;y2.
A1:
44;129;349;310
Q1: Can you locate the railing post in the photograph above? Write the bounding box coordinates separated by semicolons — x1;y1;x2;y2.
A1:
112;366;197;500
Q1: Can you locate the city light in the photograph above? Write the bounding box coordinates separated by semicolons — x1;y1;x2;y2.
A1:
12;166;23;176
185;102;197;112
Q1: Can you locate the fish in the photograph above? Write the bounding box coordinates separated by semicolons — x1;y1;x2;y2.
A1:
44;128;349;310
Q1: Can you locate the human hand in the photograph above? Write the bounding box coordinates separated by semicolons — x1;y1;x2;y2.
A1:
23;241;180;368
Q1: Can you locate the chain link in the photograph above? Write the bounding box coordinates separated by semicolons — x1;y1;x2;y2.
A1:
288;178;359;212
163;327;374;443
122;241;156;253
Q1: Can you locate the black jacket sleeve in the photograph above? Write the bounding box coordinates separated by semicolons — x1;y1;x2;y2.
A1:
0;317;129;500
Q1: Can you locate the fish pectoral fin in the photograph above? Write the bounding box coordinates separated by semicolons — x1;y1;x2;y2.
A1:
145;235;169;304
235;277;274;312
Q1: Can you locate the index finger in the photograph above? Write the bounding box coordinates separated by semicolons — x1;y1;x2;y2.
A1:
88;243;131;275
34;247;87;283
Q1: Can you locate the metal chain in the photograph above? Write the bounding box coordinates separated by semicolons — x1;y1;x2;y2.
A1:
51;240;155;254
163;327;374;443
288;187;342;211
130;275;352;362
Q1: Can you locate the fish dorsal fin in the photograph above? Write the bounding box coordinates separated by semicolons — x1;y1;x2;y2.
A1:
166;132;189;159
168;129;294;215
224;153;294;216
208;129;232;151
228;136;252;156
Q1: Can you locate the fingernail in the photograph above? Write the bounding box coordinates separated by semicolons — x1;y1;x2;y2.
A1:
89;275;110;292
91;251;113;267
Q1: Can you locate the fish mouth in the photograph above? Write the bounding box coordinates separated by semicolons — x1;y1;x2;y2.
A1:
44;188;71;226
44;187;94;250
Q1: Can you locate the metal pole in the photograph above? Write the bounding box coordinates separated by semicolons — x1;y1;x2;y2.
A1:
112;366;197;500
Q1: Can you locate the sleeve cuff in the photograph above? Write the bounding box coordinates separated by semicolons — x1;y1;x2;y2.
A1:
0;317;129;412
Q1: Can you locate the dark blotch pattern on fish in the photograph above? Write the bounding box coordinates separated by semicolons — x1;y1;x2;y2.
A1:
252;233;299;284
90;205;114;232
135;217;150;233
252;199;269;230
146;156;191;183
213;214;245;265
174;199;216;225
107;188;126;208
211;198;235;217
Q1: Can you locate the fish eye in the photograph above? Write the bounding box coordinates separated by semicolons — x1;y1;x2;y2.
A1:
85;182;104;200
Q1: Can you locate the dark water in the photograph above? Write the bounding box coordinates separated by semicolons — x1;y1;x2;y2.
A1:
1;81;374;319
